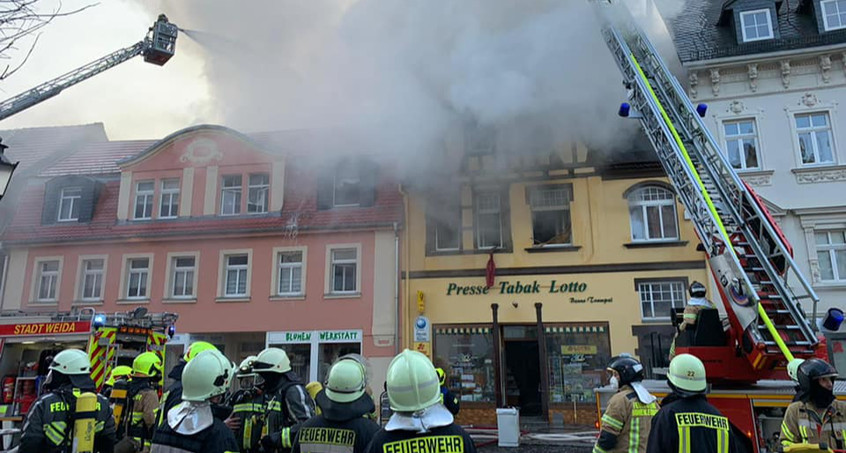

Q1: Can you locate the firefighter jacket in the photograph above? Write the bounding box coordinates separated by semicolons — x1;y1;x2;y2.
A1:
679;298;714;332
379;391;392;426
261;378;316;451
292;390;380;453
364;423;476;453
594;385;660;453
646;394;737;453
149;402;239;453
228;388;265;453
156;363;184;431
779;399;846;450
439;386;460;416
125;379;160;451
19;384;117;453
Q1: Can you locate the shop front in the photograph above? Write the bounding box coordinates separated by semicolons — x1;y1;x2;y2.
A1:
266;329;363;384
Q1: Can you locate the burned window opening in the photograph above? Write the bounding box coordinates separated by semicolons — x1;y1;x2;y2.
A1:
529;185;572;246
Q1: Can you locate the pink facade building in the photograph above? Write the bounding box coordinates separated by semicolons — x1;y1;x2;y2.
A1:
0;125;402;386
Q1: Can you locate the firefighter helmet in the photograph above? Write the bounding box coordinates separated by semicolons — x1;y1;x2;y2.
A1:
386;349;440;413
132;352;163;377
236;356;257;378
183;341;217;362
689;281;707;298
325;359;367;403
306;381;323;400
105;365;133;386
253;348;292;374
797;358;838;392
49;349;91;375
435;368;446;386
182;349;234;402
787;358;805;382
607;354;644;386
668;353;707;393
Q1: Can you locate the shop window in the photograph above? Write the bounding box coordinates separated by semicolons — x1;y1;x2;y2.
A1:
36;260;60;302
79;258;104;301
58;187;81;222
317;343;361;383
160;178;180;219
795;112;835;165
723;119;760;170
221;175;242;215
268;343;311;380
248;173;269;214
133;180;154;220
475;191;504;249
816;230;846;282
433;326;496;403
637;279;687;321
545;323;611;403
126;257;150;299
528;185;572;246
627;185;678;242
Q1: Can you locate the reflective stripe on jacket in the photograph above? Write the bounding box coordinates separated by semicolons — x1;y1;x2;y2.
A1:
594;385;659;453
780;400;846;450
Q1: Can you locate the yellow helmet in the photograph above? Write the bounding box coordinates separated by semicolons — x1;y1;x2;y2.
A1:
132;352;163;377
105;365;133;386
183;341;217;363
435;368;446;385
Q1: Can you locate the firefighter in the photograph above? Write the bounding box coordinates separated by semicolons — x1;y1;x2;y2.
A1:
253;347;316;453
291;359;380;453
103;365;133;399
365;350;476;453
593;354;659;453
779;358;846;450
19;348;117;453
120;352;162;452
150;349;240;453
226;355;264;453
670;282;715;359
156;341;218;430
435;368;460;416
646;353;738;453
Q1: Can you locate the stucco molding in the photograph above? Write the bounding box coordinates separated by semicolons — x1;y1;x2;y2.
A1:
710;68;721;96
689;72;699;99
179;137;223;166
747;64;758;92
739;170;774;186
791;165;846;183
820;55;832;83
780;60;791;89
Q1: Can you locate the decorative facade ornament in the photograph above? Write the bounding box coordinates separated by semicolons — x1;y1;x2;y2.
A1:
688;72;699;99
820;55;832;83
810;260;822;283
795;167;846;183
179;138;224;165
747;64;758;92
780;60;791;88
709;68;720;96
741;173;772;186
728;100;745;114
800;92;819;107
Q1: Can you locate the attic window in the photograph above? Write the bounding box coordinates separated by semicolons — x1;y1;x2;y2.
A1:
740;9;774;42
821;0;846;31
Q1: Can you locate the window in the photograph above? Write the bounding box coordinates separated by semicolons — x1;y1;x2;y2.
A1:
529;186;572;246
816;230;846;281
628;186;679;241
434;326;495;402
739;9;774;42
822;0;846;31
545;323;611;403
723;119;760;170
475;191;503;249
247;173;269;214
225;254;249;297
796;113;835;165
36;260;59;301
331;248;357;293
160;179;180;219
126;258;150;299
431;202;461;251
638;280;686;320
221;175;242;215
58;187;81;222
278;251;303;295
133;181;154;220
80;259;104;300
333;165;360;207
171;256;196;298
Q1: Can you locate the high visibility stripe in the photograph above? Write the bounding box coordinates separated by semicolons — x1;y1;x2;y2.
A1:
781;421;795;442
95;420;105;432
601;414;624;430
268;400;283;412
593;446;607;453
629;416;640;453
281;427;292;448
717;429;729;453
244;416;253;451
683;314;698;320
45;421;67;446
632;402;659;417
678;426;691;453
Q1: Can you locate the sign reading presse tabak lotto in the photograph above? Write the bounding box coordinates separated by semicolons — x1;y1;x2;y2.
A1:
445;280;612;304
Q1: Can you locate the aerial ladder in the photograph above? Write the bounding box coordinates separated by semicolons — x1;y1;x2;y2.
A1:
0;14;178;122
596;1;819;382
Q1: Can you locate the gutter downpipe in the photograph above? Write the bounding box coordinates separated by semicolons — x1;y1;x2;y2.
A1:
399;184;411;352
393;221;400;355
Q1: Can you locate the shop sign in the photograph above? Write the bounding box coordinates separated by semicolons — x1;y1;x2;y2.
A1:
267;331;312;344
268;330;362;345
0;321;90;337
446;280;588;296
414;316;431;342
413;341;431;357
561;345;597;355
318;330;361;342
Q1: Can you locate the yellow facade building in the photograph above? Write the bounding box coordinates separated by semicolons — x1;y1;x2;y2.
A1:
401;138;710;425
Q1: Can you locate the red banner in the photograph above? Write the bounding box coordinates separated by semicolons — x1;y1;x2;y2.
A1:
0;321;91;337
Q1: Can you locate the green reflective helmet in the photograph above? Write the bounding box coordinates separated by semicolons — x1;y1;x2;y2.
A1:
49;349;91;376
182;349;234;402
133;352;163;377
183;341;217;362
253;348;292;374
105;365;133;386
325;359;366;403
386;349;440;412
668;353;707;393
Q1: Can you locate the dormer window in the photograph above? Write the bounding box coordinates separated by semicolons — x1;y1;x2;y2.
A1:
821;0;846;31
58;187;81;222
740;9;774;42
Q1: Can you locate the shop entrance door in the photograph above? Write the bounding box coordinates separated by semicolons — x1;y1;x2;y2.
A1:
503;326;542;416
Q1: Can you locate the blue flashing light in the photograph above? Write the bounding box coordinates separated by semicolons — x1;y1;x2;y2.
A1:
167;324;176;338
618;103;631;117
92;314;107;328
696;103;708;117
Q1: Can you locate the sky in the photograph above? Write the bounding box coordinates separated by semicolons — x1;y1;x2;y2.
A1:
0;0;684;146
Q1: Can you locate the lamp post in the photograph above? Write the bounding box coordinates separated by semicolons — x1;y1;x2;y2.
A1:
0;139;18;200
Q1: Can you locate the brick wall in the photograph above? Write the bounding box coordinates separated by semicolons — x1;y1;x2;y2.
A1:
455;404;498;426
549;403;599;426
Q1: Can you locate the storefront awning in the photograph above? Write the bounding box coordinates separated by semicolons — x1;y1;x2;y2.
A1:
435;327;491;335
544;325;605;333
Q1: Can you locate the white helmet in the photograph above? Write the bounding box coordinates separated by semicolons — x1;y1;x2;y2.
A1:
182;349;235;402
237;355;257;378
325;359;367;403
787;358;806;382
49;349;91;375
253;348;292;374
386;349;440;412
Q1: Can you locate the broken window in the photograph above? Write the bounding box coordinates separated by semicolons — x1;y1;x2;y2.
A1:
333;165;360;207
529;185;572;246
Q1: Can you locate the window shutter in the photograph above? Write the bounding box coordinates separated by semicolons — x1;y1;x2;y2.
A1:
316;167;334;210
41;181;59;225
358;160;378;207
